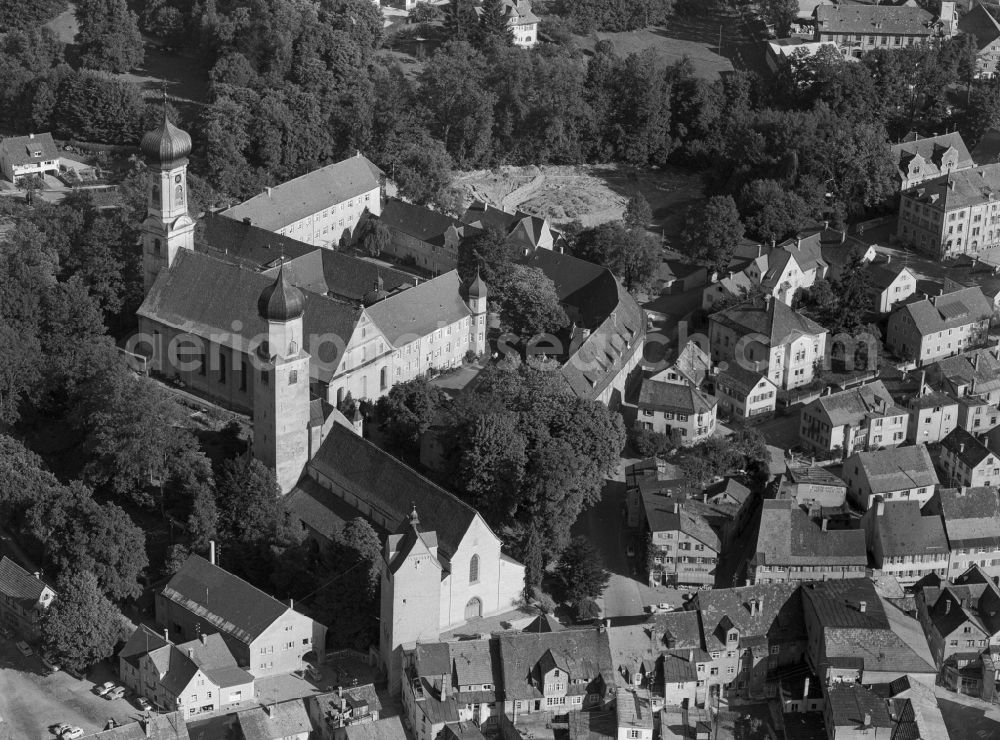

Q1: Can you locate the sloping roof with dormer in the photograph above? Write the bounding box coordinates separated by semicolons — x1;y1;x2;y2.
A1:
159;555;299;645
814;3;934;35
498;628;614;701
891;133;973;181
711;297;827;347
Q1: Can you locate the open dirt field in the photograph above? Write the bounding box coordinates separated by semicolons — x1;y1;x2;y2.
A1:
453;164;703;236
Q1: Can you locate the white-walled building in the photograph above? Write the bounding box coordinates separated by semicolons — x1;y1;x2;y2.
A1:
222;154;383;248
709;297;828;391
843;445;939;510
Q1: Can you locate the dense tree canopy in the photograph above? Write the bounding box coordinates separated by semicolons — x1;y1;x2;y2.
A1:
572;222;660;292
376;377;446;452
681;195;744;272
27;481;148;600
444;362;625;586
40;571;130;673
76;0;144;73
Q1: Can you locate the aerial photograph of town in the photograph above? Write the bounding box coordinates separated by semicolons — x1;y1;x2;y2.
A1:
7;0;1000;737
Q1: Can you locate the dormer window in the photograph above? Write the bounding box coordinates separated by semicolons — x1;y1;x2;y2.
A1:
32;150;42;157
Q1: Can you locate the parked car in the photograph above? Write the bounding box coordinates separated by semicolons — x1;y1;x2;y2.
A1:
52;723;71;736
62;728;84;740
40;655;60;673
95;681;115;696
306;664;323;682
15;640;32;657
105;686;125;700
137;697;152;711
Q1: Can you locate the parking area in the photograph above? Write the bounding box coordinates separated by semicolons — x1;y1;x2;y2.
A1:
0;638;140;740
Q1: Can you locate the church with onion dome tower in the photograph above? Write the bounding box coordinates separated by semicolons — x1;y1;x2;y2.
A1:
133;108;526;694
140;103;196;293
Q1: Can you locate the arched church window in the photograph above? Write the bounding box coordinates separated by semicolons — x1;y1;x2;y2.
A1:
153;238;161;255
469;554;480;584
289;370;298;385
175;184;185;205
289;340;298;355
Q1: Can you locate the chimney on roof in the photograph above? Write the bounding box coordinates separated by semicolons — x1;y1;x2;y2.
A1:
823;220;829;229
863;712;872;727
262;703;273;718
758;244;764;257
163;628;169;642
339;685;344;698
242;217;251;225
200;633;207;645
796;236;802;250
605;618;611;629
949;179;956;191
946;600;952;614
938;287;944;296
960;442;966;454
859;601;867;613
209;540;216;566
33;571;40;580
28;133;34;140
187;647;194;659
840;230;846;244
266;187;272;197
821;518;828;531
689;649;694;662
918;370;926;394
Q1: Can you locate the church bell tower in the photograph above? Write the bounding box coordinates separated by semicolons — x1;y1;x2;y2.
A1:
252;266;311;493
140;99;195;293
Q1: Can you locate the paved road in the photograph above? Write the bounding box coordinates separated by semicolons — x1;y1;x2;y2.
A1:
572;470;695;619
0;639;136;739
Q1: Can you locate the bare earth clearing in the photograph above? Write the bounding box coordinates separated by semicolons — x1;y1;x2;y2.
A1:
454;164;703;236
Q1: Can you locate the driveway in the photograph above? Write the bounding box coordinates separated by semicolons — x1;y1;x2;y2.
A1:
0;639;138;739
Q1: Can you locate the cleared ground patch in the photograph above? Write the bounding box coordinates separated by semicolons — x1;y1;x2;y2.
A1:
453;164;703;236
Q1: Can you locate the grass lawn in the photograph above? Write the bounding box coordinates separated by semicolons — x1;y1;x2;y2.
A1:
571;27;736;79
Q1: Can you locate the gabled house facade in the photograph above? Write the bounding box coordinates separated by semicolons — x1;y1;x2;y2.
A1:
709;297;828;392
119;625;255;718
929;486;1000;581
915;567;1000;668
887;287;993;365
0;132;59;183
637;379;717;444
890;131;973;191
842;444;938;510
862;499;949;586
714;365;777;422
799;381;908;457
0;556;55;641
155;554;326;679
938;427;1000;487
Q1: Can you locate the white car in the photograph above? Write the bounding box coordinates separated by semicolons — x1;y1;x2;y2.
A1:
15;640;32;657
105;686;125;700
95;681;115;696
62;728;84;740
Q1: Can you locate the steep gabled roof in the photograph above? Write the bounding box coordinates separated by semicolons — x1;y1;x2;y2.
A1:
159;555;295;645
941;427;996;469
711;297;827;346
847;445;938;494
807;380;903;427
221;154;382;231
497;628;614;701
137;250;362;383
755;500;866;567
958;4;1000;51
638;379;716;416
691;582;803;652
891;132;973;179
0;556;50;608
363;271;472;345
0;132;58;168
814;3;934;35
938;486;1000;549
893;286;992;336
309;424;478;559
869;501;948;558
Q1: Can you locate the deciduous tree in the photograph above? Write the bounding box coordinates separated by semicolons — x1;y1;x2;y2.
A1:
40;570;130;673
76;0;145;73
555;536;610;606
681;195;744;272
376;377;446;452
